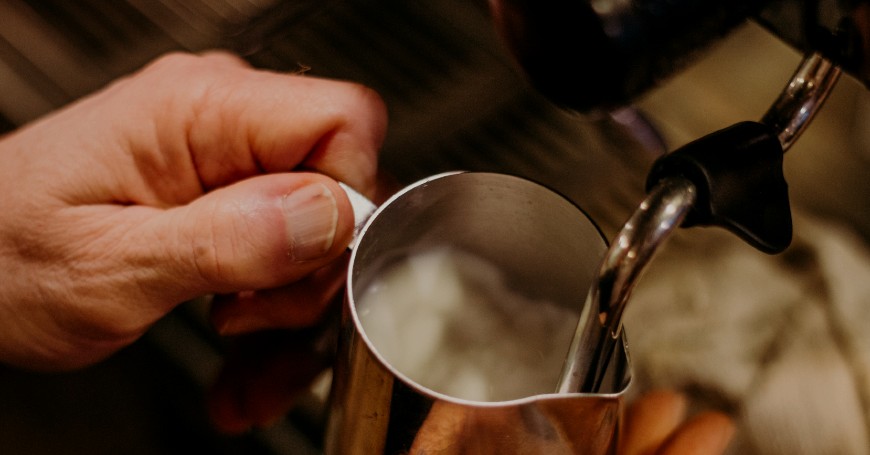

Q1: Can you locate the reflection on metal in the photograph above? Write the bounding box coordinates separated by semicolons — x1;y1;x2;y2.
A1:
762;52;842;151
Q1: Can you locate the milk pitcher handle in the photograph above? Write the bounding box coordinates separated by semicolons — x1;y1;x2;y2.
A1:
338;182;378;251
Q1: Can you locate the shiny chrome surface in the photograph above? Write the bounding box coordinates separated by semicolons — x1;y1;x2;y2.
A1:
762;52;843;151
558;178;696;393
327;172;630;454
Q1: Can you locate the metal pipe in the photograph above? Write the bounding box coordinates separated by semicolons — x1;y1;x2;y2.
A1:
762;52;842;152
557;177;697;393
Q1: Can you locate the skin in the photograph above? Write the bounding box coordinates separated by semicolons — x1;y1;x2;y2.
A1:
0;52;736;449
408;389;735;454
0;51;386;371
621;390;736;455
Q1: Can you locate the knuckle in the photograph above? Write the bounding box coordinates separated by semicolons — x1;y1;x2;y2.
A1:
146;51;241;71
352;82;387;109
138;52;243;95
143;51;200;74
184;201;270;291
188;211;230;287
342;82;389;122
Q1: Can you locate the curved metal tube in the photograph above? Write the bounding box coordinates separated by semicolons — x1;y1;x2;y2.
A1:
762;51;842;151
557;178;697;393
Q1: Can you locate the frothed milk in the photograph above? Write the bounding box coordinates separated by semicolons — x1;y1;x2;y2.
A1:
357;246;577;402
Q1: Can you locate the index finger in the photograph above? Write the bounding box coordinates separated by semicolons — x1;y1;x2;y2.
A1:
136;52;387;197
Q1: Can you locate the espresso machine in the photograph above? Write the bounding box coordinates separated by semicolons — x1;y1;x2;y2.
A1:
476;2;870;453
487;0;864;394
484;1;870;450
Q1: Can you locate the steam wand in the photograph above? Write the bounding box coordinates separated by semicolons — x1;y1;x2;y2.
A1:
557;52;842;394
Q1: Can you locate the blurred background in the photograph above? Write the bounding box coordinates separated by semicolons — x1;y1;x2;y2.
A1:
0;0;868;453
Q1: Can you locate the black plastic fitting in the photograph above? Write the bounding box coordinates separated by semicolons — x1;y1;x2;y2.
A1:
646;121;792;254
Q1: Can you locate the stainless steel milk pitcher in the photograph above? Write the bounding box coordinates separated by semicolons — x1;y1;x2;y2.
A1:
325;172;631;454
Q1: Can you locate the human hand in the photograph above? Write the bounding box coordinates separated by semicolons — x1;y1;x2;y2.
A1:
621;389;735;455
407;389;734;454
0;52;386;371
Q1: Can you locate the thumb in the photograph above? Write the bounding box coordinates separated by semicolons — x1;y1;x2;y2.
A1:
138;173;356;303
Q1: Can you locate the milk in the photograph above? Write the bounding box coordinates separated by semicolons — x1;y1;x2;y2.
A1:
357;246;577;402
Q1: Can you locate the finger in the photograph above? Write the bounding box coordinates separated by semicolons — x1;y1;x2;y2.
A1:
620;390;688;455
210;256;348;335
657;411;735;455
207;330;333;434
129;172;354;304
140;52;388;196
16;52;386;209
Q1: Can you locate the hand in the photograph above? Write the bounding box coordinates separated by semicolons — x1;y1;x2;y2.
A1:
408;389;734;454
0;51;387;371
621;389;735;455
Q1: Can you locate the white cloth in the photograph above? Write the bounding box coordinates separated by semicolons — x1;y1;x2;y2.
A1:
624;211;870;454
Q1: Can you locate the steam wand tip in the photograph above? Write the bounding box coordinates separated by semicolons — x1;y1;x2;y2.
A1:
557;178;697;393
